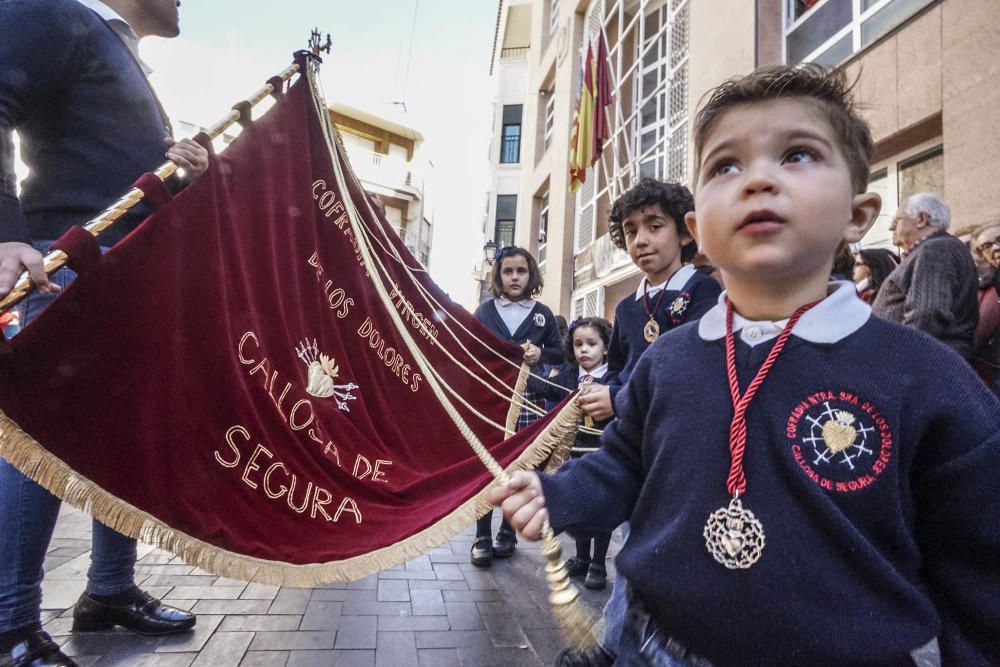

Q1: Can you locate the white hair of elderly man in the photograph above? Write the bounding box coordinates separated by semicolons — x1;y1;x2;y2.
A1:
903;192;951;230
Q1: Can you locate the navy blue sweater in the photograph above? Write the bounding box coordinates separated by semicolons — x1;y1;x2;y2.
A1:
0;0;172;245
541;316;1000;665
473;300;564;366
527;364;611;452
606;267;721;405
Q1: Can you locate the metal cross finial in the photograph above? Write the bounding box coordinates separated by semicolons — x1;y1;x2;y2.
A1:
309;29;332;57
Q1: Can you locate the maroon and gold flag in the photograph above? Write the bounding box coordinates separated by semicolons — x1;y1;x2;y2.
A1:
0;71;576;585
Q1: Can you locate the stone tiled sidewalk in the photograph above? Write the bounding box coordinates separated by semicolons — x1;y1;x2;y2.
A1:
41;507;618;666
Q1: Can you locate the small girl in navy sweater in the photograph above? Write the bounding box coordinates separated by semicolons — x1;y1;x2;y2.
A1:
528;317;614;590
471;246;563;567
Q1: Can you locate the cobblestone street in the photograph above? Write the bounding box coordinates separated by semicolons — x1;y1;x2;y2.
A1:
40;507;618;666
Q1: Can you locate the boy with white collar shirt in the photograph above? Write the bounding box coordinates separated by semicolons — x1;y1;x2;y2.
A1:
577;179;721;423
490;65;1000;665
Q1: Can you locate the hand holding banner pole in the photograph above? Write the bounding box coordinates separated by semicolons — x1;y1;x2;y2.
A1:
0;62;301;313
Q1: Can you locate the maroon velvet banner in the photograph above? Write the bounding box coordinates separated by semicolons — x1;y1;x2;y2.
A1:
0;73;575;584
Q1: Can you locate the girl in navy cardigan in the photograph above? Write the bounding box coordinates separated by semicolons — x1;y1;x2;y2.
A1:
471;246;563;567
528;317;614;590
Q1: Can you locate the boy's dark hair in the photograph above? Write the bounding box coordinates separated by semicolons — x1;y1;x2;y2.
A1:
489;246;543;299
693;64;874;194
609;178;697;262
565;317;613;366
857;248;899;293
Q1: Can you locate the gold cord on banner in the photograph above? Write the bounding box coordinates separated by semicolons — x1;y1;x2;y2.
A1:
313;70;601;653
0;63;301;313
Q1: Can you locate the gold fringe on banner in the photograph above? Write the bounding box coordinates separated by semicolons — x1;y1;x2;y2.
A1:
505;360;531;436
0;397;580;587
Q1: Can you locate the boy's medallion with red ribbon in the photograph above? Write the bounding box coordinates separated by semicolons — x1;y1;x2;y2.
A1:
703;298;815;569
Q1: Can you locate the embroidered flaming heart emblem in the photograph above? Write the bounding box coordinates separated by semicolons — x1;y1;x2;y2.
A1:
821;410;858;454
295;338;359;410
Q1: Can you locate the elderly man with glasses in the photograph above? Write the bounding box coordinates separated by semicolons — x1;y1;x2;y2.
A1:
873;192;979;360
972;223;1000;392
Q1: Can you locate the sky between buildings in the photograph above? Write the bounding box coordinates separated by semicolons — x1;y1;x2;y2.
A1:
142;1;498;308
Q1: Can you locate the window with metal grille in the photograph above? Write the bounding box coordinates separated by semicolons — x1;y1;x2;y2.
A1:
543;91;556;152
500;105;522;164
575;167;596;253
784;0;934;66
495;194;517;247
571;288;603;319
538;192;549;266
634;0;689;185
550;0;561;35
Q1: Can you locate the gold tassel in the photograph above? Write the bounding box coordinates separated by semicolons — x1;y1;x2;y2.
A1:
540;521;603;651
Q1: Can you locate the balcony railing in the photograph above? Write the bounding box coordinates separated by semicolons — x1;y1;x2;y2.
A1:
500;136;520;164
500;47;529;60
348;149;420;193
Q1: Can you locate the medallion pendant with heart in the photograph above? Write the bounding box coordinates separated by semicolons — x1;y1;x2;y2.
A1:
705;299;817;570
703;496;765;569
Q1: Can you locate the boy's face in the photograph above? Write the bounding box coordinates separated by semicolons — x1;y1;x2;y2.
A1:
686;97;879;290
621;204;691;285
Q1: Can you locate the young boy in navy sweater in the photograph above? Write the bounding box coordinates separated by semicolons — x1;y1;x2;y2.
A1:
571;179;721;664
576;179;721;423
490;65;1000;665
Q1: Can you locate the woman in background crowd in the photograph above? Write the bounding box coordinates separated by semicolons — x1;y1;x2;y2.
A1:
854;248;899;304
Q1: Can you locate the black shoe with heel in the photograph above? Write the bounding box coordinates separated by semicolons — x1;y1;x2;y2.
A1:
2;629;77;667
72;587;195;636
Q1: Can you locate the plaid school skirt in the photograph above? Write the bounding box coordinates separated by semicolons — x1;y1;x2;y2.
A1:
516;389;544;431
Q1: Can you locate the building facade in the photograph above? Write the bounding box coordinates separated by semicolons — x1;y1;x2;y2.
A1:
330;104;434;266
484;0;999;320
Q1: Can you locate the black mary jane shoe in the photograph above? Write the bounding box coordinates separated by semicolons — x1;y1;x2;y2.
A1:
470;536;494;567
492;529;517;558
71;587;195;636
3;629;77;667
583;563;607;590
564;556;591;578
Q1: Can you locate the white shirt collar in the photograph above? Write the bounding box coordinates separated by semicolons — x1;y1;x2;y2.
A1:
496;297;535;310
579;363;608;380
76;0;153;74
634;264;696;301
76;0;127;23
697;281;871;347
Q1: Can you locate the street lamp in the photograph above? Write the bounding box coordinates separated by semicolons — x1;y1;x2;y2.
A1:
483;240;498;264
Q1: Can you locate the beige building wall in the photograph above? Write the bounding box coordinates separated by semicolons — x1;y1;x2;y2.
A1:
487;0;998;320
690;0;999;237
514;0;585;317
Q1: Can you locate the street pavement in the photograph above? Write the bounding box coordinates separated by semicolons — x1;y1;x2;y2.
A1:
41;506;618;666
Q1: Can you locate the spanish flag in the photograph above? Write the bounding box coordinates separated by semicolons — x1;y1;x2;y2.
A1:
568;41;595;193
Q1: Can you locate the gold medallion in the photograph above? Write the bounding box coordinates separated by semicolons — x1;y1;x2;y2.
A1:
642;317;660;343
703;496;765;569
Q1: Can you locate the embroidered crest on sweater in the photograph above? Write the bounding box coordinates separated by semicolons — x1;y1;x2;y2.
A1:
533;312;546;327
786;390;893;492
667;291;692;325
